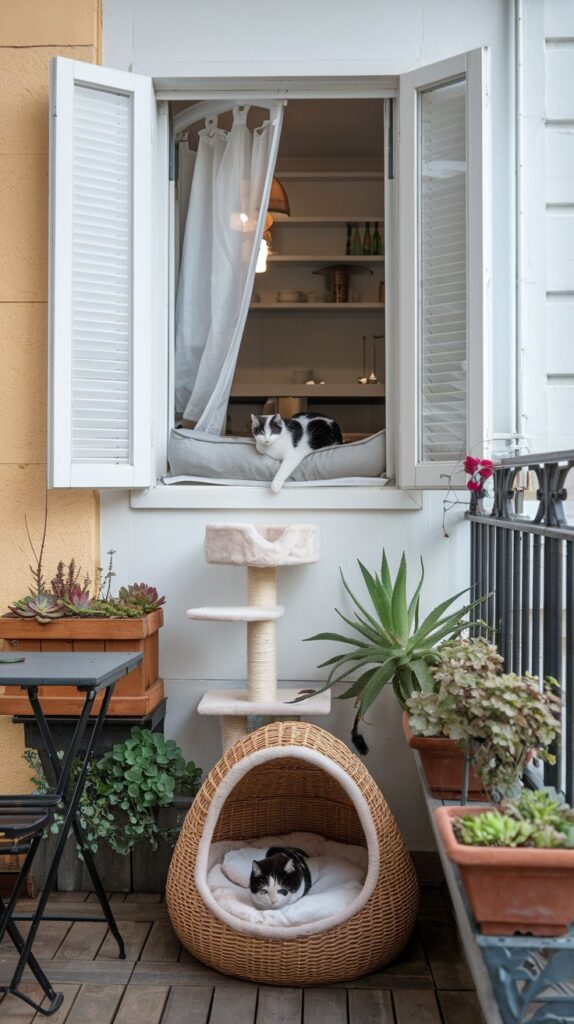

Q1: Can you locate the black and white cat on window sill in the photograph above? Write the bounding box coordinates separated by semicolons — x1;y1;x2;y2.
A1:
251;413;342;493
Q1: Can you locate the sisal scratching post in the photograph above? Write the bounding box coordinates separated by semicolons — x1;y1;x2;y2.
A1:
247;566;277;702
190;524;321;751
221;715;248;751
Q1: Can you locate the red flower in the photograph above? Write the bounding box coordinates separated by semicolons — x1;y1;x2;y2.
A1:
464;455;494;493
477;459;493;479
464;456;480;474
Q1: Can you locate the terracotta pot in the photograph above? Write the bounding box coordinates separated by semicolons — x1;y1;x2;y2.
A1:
402;712;486;800
0;610;164;717
435;805;574;936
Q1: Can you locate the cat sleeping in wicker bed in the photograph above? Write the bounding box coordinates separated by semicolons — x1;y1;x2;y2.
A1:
251;413;342;493
249;846;312;909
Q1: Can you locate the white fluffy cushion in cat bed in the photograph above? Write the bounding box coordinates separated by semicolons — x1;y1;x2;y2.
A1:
206;831;366;936
165;428;386;484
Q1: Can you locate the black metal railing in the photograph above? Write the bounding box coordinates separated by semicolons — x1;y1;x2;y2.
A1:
467;450;574;802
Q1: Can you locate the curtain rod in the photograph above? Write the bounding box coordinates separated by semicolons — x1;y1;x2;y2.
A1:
173;98;286;135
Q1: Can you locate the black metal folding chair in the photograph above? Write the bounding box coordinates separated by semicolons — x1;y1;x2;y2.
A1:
0;793;64;1015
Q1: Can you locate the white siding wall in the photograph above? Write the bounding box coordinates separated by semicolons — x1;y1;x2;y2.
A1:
101;0;515;849
521;0;574;452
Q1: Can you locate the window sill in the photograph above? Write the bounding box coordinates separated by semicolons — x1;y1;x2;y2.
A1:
130;482;423;510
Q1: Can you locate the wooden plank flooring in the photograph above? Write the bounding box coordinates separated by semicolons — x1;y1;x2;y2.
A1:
0;889;484;1023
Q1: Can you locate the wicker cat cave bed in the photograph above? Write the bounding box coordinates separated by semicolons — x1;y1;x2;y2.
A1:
166;722;419;985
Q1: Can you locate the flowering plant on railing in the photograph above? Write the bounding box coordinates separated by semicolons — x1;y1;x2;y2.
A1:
442;451;495;537
463;455;494;494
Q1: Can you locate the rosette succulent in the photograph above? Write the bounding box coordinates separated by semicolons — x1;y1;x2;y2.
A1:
118;583;166;612
10;594;66;624
455;789;574;849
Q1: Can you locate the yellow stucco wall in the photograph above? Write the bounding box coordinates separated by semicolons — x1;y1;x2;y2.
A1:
0;1;101;790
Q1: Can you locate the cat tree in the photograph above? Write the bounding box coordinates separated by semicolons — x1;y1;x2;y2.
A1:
187;524;331;750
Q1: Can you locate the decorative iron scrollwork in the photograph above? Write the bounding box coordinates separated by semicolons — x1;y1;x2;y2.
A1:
480;935;574;1023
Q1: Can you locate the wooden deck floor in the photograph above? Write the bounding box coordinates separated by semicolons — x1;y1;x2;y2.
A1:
0;889;484;1024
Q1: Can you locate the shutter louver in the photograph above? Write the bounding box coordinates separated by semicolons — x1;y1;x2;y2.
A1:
72;86;131;465
49;58;154;488
398;48;489;488
419;79;467;463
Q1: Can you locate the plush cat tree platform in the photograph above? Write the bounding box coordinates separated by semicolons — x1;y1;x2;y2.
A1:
188;524;329;749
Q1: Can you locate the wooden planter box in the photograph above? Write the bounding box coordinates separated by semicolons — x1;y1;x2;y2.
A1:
402;712;486;800
0;610;164;717
435;805;574;936
29;795;193;895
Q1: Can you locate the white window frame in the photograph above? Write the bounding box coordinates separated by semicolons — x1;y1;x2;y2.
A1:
48;58;156;488
48;60;490;509
397;48;492;489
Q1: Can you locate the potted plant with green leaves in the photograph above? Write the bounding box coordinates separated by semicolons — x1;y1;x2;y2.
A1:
406;638;560;801
26;727;202;893
292;551;480;754
434;788;574;936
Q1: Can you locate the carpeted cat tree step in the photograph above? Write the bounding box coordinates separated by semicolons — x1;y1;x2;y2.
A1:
198;687;330;718
187;606;285;622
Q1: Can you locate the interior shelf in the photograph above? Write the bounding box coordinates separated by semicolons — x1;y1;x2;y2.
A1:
277;171;384;181
230;383;385;398
272;216;384;226
268;255;384;264
249;302;384;311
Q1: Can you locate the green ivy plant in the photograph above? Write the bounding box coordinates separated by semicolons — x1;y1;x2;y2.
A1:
292;551;481;752
407;638;561;800
455;789;574;849
25;728;201;856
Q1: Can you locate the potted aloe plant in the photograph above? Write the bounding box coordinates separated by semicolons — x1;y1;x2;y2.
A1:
406;638;561;802
293;551;480;753
435;789;574;936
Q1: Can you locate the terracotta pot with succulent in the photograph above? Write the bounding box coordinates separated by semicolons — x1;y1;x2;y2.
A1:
26;727;202;893
0;518;167;716
406;638;561;802
292;551;480;753
435;789;574;936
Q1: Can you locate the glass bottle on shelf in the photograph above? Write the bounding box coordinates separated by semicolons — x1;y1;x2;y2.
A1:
362;222;372;255
372;222;382;255
351;223;362;256
345;222;352;255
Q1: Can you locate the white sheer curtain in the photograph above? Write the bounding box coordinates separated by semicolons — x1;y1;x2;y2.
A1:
175;103;284;433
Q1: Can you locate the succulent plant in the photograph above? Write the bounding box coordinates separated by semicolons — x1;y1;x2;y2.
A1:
66;584;91;610
118;583;166;612
10;594;67;624
455;788;574;849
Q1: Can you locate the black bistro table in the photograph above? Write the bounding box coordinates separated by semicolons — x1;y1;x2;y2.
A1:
0;651;142;1015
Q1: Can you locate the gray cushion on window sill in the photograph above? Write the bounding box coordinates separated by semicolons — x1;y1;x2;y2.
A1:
166;428;386;483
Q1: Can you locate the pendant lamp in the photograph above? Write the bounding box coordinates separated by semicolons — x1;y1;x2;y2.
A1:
268;176;290;221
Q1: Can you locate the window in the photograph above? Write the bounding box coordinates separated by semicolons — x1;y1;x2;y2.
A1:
48;52;490;493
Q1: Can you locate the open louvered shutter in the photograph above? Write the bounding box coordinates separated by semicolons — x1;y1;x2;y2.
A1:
48;58;155;487
398;49;491;488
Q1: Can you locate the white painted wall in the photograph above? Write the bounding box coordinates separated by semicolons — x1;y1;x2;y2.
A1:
520;0;574;453
101;0;516;849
